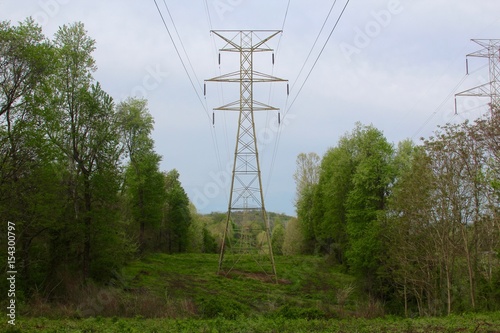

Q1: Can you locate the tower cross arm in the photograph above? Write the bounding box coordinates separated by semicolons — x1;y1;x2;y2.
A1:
455;82;492;97
211;30;241;50
467;39;500;58
206;71;287;83
252;30;282;50
210;30;282;52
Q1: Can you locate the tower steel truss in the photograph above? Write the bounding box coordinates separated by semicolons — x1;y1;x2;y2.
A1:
205;30;286;282
455;39;500;113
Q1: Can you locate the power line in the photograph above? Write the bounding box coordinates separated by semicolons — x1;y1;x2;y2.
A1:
153;0;226;182
161;0;226;170
411;63;489;140
203;0;232;162
203;0;230;200
266;0;351;196
289;0;338;93
281;0;291;31
263;0;291;197
162;0;204;93
264;0;291;156
411;75;467;140
203;0;213;30
285;0;351;118
152;0;208;116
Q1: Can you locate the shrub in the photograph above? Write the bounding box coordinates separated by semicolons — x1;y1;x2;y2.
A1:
197;296;247;319
275;304;325;320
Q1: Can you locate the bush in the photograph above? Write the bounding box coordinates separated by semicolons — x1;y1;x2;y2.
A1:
275;304;325;320
197;296;247;319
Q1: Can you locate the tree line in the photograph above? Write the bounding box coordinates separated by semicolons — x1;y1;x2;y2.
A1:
294;112;500;316
0;19;211;300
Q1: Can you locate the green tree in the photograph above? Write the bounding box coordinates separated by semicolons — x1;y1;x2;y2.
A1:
117;98;165;252
423;120;492;314
42;22;125;281
385;116;500;315
0;18;52;117
294;152;320;254
282;218;304;255
344;124;394;293
187;205;218;253
474;107;500;309
383;143;436;316
271;219;285;255
0;19;62;296
312;141;355;261
162;169;191;253
293;152;320;203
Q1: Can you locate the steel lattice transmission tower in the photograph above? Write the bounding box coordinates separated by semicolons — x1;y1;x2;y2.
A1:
205;30;287;282
455;39;500;114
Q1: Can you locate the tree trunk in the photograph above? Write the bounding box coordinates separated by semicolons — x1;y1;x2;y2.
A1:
445;263;452;315
462;226;476;310
21;230;31;291
403;278;408;318
139;187;145;252
168;231;172;254
83;176;92;281
139;221;145;251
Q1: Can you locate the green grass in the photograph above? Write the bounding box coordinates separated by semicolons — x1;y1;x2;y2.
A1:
9;253;500;332
118;253;354;319
6;313;500;332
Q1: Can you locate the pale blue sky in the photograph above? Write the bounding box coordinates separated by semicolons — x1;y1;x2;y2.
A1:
3;0;499;215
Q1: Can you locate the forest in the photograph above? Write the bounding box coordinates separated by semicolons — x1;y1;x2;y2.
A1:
0;18;207;302
294;119;500;316
1;18;500;331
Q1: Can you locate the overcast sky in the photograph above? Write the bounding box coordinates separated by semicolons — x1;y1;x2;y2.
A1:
3;0;500;216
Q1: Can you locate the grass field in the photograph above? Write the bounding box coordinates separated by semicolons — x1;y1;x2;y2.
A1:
4;253;500;332
5;313;500;332
113;253;358;320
